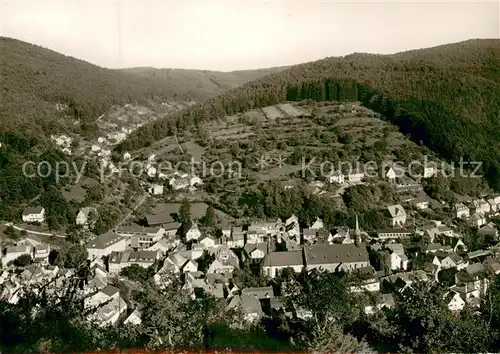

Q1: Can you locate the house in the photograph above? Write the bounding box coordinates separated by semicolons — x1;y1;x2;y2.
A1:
487;195;500;213
425;243;453;254
445;291;465;311
244;242;272;262
469;213;487;228
162;253;198;274
327;171;345;184
85;285;127;327
454;203;470;219
21;207;45;223
364;293;395;315
115;224;165;248
228;228;245;248
310;217;324;230
302;228;317;243
123;308;142;325
439;253;468;270
347;169;364;183
169;177;190;190
377;228;413;240
411;198;429;210
145;213;178;229
219;223;231;238
181;220;201;242
387;204;407;227
227;294;263;322
146;238;172;256
303;243;370;272
148;184;164;196
471;199;490;215
478;222;498;239
444;237;468;254
108;250;158;274
1;245;32;266
385;166;398;181
229;226;245;245
285;215;299;227
206;246;239;274
86;232;128;261
123;152;131;161
261;251;304;278
32;243;50;264
198;236;216;249
437;225;454;237
423;164;437;178
76;207;98;229
386;244;408;271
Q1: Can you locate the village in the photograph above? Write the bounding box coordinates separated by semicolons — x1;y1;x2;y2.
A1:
2;155;500;327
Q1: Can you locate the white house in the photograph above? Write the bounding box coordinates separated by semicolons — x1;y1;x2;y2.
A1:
86;232;128;261
327;171;344;184
455;203;470;219
285;215;299;227
182;221;201;242
471;199;491;215
469;213;487;228
244;243;269;262
198;236;216;249
310;217;324;230
148;184;164;196
385;167;397;181
123;152;131;161
387;204;407;227
76;207;98;228
445;291;465;312
412;198;429;210
347;169;364;183
423;165;437;178
386;244;408;271
85;285;127;327
22;207;45;223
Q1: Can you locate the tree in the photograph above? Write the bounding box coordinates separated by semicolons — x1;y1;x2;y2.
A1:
56;244;88;269
120;264;153;283
179;199;191;224
4;225;19;240
202;205;216;227
13;254;32;267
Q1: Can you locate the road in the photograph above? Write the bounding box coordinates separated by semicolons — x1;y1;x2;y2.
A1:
2;222;67;238
114;192;150;229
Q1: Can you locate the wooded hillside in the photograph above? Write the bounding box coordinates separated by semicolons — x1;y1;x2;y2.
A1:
0;37;285;134
118;39;500;191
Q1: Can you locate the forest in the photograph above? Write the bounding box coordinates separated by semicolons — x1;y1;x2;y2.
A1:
118;39;500;191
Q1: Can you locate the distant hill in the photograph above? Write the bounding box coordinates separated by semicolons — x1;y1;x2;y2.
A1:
120;66;290;95
119;39;500;191
0;37;286;134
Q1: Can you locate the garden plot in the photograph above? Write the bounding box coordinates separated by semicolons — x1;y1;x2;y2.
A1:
242;109;267;123
277;103;307;117
262;105;285;121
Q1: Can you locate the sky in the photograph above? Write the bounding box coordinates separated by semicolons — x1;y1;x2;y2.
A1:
2;0;499;71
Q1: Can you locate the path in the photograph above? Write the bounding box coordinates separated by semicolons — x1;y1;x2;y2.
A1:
115;192;150;229
2;222;67;239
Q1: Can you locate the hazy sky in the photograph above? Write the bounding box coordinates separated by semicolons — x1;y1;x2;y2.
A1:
2;0;499;71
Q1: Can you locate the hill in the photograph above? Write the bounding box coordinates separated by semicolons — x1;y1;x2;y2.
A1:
120;66;289;95
118;39;500;191
0;37;285;134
